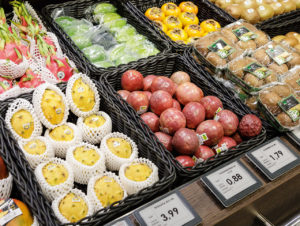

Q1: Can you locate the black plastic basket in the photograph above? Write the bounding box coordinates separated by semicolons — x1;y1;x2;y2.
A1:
0;80;176;225
123;0;236;52
100;53;267;179
41;0;170;79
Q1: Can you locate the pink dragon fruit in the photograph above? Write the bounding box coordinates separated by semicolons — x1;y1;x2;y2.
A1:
18;69;44;88
46;55;74;82
0;77;13;94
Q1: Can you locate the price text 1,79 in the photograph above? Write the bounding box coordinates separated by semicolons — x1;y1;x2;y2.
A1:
226;173;243;185
269;150;283;161
161;208;179;221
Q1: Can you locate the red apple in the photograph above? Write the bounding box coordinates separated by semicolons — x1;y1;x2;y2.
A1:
199;96;223;119
215;110;239;136
155;132;173;152
170;71;191;85
141;112;159;132
144;91;152;100
214;137;237;153
117;90;130;101
143;75;156;91
0;156;8;179
183;102;205;129
194;145;215;161
127;91;149;114
150;90;173;115
121;70;144;91
151;76;176;96
196;120;224;146
232;132;243;144
172;99;181;111
175;155;195;167
172;128;199;155
160;108;186;135
176;82;204;105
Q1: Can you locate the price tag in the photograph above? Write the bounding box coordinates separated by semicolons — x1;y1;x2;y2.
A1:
104;216;133;226
246;137;300;180
135;191;201;226
287;128;300;147
201;159;262;207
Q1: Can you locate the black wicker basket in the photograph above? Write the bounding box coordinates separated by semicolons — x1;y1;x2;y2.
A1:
100;53;267;179
41;0;170;79
0;80;176;225
123;0;236;52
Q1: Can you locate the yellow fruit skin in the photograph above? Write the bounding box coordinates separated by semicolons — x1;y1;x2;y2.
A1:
73;146;100;166
5;199;34;226
49;125;74;141
42;163;69;186
24;139;46;155
59;193;88;223
94;176;124;207
84;115;106;128
107;138;132;158
11;110;34;139
125;163;152;182
72;78;95;112
42;89;65;125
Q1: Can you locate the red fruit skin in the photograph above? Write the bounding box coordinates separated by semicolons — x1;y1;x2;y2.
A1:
200;96;223;119
196;120;224;146
144;91;152;101
43;36;56;51
170;71;191;85
172;128;199;155
238;114;262;137
172;99;181;111
150;90;173;115
143;75;156;91
194;145;215;161
47;56;73;82
232;132;243;144
175;155;195;167
117;90;130;101
155;132;173;152
183;102;205;129
176;82;204;105
19;69;44;88
127;91;149;114
151;76;176;96
141;112;159;132
215;110;239;136
0;156;8;179
0;77;13;94
4;43;22;64
216;137;237;150
160;108;186;135
121;70;144;91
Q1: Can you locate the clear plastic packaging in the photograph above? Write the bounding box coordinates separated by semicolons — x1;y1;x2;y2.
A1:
282;66;300;96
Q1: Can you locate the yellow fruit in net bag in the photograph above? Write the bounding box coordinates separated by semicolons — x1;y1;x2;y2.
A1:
107;137;132;158
72;78;95;112
49;125;74;141
24;139;46;155
84;114;106;128
73;146;100;166
125;163;152;182
42;162;69;186
11;110;34;139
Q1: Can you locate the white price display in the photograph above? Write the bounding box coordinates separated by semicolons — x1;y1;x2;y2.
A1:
292;127;300;139
206;161;256;200
138;193;194;226
250;139;297;174
110;220;129;226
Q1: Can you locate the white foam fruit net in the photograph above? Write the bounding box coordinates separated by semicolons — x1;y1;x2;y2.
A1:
119;158;159;195
100;132;138;171
32;83;69;129
51;188;93;224
0;173;13;200
5;98;43;142
87;172;127;212
44;122;82;158
65;73;100;118
77;111;112;145
34;157;74;201
18;136;55;169
66;142;106;184
0;57;29;79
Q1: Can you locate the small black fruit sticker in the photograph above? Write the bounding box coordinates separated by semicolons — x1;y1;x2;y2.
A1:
0;199;22;225
266;45;292;65
233;26;257;42
208;39;234;58
244;62;271;79
278;95;300;122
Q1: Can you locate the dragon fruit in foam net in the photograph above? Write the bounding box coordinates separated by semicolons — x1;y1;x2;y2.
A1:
18;69;44;88
0;77;13;94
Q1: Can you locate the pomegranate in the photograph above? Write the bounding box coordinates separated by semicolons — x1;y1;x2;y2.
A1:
215;110;239;136
141;112;159;132
160;108;186;135
117;90;130;101
150;90;173;115
196;120;224;146
194;145;215;161
215;137;237;153
172;99;181;110
176;82;203;105
239;114;262;137
143;75;156;91
183;102;205;129
151;76;176;96
121;70;144;91
172;128;199;155
170;71;191;85
175;155;195;167
144;91;152;100
155;132;173;152
232;132;243;144
200;96;223;119
127;91;149;114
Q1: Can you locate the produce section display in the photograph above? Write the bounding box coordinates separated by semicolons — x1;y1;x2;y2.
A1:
272;31;300;53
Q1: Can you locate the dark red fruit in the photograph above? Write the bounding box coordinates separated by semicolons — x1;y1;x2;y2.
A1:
141;112;159;132
127;91;149;114
215;110;239;136
183;102;205;129
143;75;156;91
155;132;173;152
196;120;224;146
172;128;199;155
172;99;181;111
238;114;262;137
151;76;176;96
194;145;215;161
121;70;144;91
176;82;204;105
160;108;186;135
150;90;173;115
117;90;130;101
175;156;195;167
215;136;237;153
199;96;223;119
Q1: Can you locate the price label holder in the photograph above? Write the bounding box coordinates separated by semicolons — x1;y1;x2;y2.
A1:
201;159;262;207
134;191;201;226
104;216;133;226
287;127;300;147
246;137;300;181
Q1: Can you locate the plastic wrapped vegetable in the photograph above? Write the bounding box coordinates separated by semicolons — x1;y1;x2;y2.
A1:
93;3;117;15
82;45;107;63
282;66;300;96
